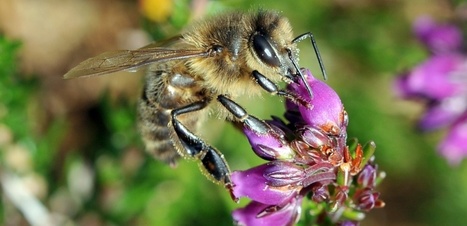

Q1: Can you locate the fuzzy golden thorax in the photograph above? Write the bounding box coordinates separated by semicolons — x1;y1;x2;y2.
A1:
182;10;298;98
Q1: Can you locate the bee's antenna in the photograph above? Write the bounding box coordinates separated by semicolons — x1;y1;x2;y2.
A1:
287;49;313;98
293;32;327;80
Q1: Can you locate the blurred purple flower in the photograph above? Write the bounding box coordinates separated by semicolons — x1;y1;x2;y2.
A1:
439;115;467;165
414;16;463;53
395;16;467;164
232;69;384;226
394;54;466;100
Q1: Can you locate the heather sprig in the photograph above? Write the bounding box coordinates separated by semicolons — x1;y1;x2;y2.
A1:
394;16;467;165
231;69;385;226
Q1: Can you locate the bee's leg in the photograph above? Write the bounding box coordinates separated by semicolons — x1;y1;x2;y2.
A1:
217;95;275;136
216;96;284;201
171;100;231;186
252;70;311;108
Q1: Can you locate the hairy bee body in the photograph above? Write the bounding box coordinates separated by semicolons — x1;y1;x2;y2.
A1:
182;11;296;98
138;11;297;165
138;61;207;165
64;9;325;186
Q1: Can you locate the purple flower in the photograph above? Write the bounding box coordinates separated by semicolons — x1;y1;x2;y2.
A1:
439;115;467;165
242;124;295;161
395;16;467;164
287;70;347;135
419;94;467;131
357;164;377;189
354;188;381;211
232;69;384;225
414;16;463;53
339;221;359;226
394;54;466;100
232;196;302;226
231;162;302;205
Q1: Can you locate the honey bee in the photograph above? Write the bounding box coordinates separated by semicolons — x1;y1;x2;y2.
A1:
64;10;326;188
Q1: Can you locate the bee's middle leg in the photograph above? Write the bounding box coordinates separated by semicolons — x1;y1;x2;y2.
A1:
171;100;231;185
217;95;276;136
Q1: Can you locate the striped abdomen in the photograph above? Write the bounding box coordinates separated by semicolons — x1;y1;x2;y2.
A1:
137;63;207;166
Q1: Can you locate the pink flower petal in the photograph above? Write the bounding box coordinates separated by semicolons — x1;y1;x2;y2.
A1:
419;96;467;130
243;126;295;160
231;163;300;205
404;54;466;99
414;16;462;53
232;197;302;226
439;115;467;165
288;69;346;135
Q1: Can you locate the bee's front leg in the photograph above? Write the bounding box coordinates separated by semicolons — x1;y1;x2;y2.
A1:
252;70;311;108
171;100;231;185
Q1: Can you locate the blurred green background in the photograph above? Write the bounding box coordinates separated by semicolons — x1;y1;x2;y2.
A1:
1;0;467;225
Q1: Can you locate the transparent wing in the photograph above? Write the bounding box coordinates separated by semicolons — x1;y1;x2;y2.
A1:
64;39;208;79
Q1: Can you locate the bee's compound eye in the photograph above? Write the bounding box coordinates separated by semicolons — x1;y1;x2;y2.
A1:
252;34;281;67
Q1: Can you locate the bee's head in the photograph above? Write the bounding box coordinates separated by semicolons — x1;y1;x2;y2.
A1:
250;31;298;82
248;10;326;97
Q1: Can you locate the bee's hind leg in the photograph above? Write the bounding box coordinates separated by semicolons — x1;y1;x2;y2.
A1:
171;100;231;186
